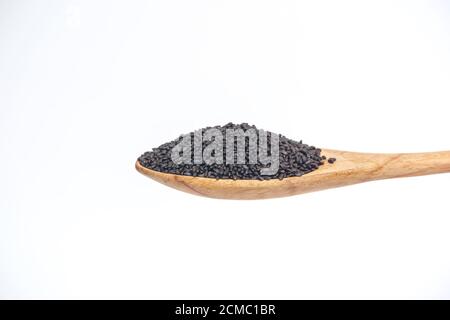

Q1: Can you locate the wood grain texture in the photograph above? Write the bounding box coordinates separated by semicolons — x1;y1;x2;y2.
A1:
135;149;450;200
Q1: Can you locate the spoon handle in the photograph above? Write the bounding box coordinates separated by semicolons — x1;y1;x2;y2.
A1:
368;151;450;179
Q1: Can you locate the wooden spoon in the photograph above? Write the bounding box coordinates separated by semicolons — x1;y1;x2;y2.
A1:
135;149;450;200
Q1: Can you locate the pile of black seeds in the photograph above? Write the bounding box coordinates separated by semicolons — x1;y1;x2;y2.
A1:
138;123;336;180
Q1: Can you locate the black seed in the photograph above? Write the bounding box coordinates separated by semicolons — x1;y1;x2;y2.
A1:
137;123;336;180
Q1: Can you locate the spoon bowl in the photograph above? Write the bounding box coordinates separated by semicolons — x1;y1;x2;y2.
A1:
136;149;450;199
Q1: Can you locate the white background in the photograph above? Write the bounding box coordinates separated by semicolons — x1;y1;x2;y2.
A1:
1;0;450;299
